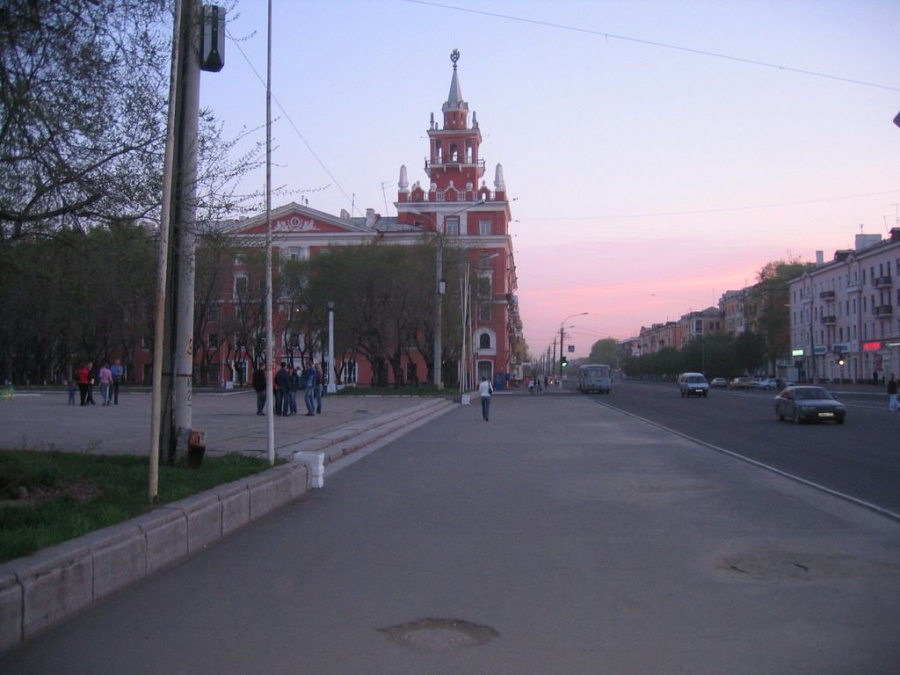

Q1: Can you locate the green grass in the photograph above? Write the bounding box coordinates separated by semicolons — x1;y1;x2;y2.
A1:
0;451;276;563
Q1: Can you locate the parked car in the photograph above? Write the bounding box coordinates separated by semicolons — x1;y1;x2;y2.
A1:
753;377;780;390
729;377;754;390
678;372;709;397
710;377;728;388
774;385;846;424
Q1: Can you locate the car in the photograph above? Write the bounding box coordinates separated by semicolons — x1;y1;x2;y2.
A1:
753;377;780;390
710;377;728;388
729;377;754;390
678;372;709;397
774;385;846;424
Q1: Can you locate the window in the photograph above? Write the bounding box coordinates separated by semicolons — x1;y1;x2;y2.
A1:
235;275;248;297
209;333;219;348
479;303;491;321
479;219;491;236
479;333;491;350
445;217;459;236
208;307;219;323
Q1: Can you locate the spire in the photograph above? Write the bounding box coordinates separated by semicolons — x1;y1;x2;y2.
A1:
443;49;467;112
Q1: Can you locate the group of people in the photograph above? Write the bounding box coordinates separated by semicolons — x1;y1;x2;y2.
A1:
70;360;124;406
253;360;323;417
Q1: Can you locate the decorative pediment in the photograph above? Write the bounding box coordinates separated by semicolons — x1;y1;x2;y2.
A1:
221;202;371;236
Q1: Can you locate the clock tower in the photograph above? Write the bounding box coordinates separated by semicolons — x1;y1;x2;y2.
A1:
396;51;519;390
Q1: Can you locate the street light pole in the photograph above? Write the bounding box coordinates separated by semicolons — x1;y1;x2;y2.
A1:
327;301;337;394
559;312;587;380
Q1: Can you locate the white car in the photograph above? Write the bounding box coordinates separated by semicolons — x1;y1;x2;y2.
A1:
754;378;780;390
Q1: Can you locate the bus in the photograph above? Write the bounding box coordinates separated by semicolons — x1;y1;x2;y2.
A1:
578;363;612;394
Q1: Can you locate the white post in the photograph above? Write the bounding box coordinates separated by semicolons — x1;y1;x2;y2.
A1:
327;303;337;393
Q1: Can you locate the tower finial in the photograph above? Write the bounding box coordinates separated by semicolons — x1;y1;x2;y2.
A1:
450;49;460;68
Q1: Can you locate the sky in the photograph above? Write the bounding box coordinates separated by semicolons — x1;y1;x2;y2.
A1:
201;0;900;359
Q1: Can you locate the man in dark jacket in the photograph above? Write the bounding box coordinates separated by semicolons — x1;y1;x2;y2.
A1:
275;362;292;416
252;367;267;415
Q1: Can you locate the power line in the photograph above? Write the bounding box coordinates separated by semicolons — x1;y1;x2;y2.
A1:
225;30;358;214
405;0;900;93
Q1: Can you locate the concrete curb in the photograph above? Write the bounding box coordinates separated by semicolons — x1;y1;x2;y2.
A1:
0;397;456;654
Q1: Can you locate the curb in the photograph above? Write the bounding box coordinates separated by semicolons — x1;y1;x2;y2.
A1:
0;397;456;654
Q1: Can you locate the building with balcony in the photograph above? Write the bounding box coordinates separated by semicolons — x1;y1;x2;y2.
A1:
788;230;900;383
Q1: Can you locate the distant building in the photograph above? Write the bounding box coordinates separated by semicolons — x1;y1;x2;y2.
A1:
788;229;900;384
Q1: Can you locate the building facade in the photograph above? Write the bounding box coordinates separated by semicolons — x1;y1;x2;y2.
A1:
183;51;521;389
789;230;900;384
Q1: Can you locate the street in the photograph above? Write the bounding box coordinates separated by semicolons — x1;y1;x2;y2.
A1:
1;390;899;674
587;379;900;515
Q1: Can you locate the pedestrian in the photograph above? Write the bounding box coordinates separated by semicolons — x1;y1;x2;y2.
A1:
252;366;267;415
888;374;898;412
873;370;879;386
110;359;124;404
478;375;493;421
275;362;291;416
98;361;113;406
66;379;77;405
289;366;300;415
302;361;317;416
86;362;97;404
272;364;283;415
76;363;90;406
314;364;323;414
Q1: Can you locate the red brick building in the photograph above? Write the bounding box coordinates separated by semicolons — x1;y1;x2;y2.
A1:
178;51;521;389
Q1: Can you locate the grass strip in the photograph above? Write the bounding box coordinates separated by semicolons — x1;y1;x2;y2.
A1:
0;450;275;563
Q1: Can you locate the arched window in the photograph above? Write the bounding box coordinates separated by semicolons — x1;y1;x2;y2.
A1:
479;333;491;350
449;144;459;162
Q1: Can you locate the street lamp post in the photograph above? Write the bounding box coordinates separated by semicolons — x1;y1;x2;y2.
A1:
326;301;336;394
559;312;588;380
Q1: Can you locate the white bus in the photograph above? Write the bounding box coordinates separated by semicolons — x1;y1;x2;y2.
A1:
578;364;612;394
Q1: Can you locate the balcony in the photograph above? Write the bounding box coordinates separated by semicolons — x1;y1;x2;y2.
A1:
819;290;836;301
875;275;893;288
820;315;837;325
874;305;893;317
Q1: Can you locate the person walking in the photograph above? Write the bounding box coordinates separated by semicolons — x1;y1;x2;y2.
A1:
76;363;90;406
302;361;317;416
110;359;124;405
478;375;493;421
314;364;324;414
98;361;113;406
85;362;97;405
252;366;267;416
888;374;898;412
66;379;77;405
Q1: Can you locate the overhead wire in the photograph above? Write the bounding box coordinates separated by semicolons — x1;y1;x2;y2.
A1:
225;29;357;214
405;0;900;92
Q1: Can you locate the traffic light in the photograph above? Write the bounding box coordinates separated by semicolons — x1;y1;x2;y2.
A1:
561;356;568;368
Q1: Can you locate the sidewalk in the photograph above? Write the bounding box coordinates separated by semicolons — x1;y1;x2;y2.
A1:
0;388;447;458
0;388;457;654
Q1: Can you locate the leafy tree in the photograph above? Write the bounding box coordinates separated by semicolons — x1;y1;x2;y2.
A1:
587;338;620;366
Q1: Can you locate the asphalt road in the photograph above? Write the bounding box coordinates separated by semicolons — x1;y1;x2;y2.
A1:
2;389;899;674
583;379;900;516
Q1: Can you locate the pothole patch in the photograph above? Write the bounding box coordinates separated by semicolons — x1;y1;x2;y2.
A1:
378;618;499;651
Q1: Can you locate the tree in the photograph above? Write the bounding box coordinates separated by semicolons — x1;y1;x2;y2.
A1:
587;338;620;366
0;0;171;240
